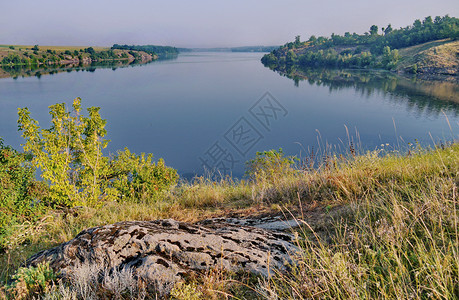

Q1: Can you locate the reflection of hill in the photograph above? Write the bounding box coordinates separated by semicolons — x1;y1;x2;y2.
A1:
267;64;459;117
0;56;178;79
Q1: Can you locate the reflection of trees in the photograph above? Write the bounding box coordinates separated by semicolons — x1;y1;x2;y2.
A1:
0;56;178;80
265;63;459;117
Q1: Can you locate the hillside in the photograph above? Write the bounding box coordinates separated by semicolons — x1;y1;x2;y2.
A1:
111;44;179;57
397;39;459;75
0;45;157;69
262;15;459;77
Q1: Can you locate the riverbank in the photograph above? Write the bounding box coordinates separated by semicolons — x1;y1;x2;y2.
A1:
262;38;458;79
262;15;459;78
0;59;153;79
0;45;156;76
1;139;457;298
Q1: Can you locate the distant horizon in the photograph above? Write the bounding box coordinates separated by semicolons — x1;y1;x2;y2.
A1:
1;43;282;49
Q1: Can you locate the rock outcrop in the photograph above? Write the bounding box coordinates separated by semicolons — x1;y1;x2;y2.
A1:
26;219;299;296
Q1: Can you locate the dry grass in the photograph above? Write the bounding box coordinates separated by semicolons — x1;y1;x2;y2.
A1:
260;177;458;299
397;39;453;58
39;262;147;300
397;39;459;73
0;45;109;65
0;45;109;51
1;143;458;299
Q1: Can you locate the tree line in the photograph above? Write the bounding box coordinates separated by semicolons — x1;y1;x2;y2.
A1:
1;47;132;67
111;44;179;57
262;15;458;70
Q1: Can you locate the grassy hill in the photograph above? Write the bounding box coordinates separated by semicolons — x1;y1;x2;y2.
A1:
0;45;156;69
262;15;459;77
0;45;158;79
0;45;109;51
262;38;458;77
397;39;459;75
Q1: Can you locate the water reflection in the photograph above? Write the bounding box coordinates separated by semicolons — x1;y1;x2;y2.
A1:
265;64;459;117
0;54;179;80
1;52;457;178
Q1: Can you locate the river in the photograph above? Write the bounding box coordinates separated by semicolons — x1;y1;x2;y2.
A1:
1;52;458;178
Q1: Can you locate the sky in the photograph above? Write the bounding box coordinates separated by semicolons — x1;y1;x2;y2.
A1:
1;0;458;48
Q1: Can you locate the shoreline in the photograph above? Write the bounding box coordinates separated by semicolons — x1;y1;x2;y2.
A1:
0;46;158;79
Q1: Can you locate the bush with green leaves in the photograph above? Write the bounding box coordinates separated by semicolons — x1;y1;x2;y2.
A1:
0;138;47;248
17;98;178;208
245;148;298;185
18;98;115;207
7;262;56;299
109;148;179;202
381;46;400;70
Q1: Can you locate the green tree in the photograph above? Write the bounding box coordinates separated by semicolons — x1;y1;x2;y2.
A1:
370;25;378;35
261;53;278;65
286;50;297;65
294;35;301;46
84;47;96;55
317;36;327;44
384;24;393;35
423;16;433;25
17;98;178;207
382;46;399;69
17;98;115;207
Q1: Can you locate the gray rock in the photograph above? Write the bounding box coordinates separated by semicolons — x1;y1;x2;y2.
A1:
207;216;302;230
26;219;299;296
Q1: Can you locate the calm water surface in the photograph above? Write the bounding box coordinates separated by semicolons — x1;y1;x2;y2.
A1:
1;52;458;178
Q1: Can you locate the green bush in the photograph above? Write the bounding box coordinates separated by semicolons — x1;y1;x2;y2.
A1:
246;148;298;185
110;148;179;202
18;98;115;207
381;46;400;70
7;262;56;299
0;138;47;249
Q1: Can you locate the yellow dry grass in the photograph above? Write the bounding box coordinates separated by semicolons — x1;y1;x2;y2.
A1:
398;38;459;72
0;45;109;51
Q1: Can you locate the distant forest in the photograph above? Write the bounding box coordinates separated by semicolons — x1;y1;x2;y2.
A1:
111;44;179;57
177;46;279;52
1;46;139;67
231;46;279;52
262;15;459;70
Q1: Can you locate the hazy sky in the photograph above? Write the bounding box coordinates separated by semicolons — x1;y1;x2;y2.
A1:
1;0;458;47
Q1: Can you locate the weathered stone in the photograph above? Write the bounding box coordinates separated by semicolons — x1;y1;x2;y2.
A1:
206;216;302;231
26;219;299;296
